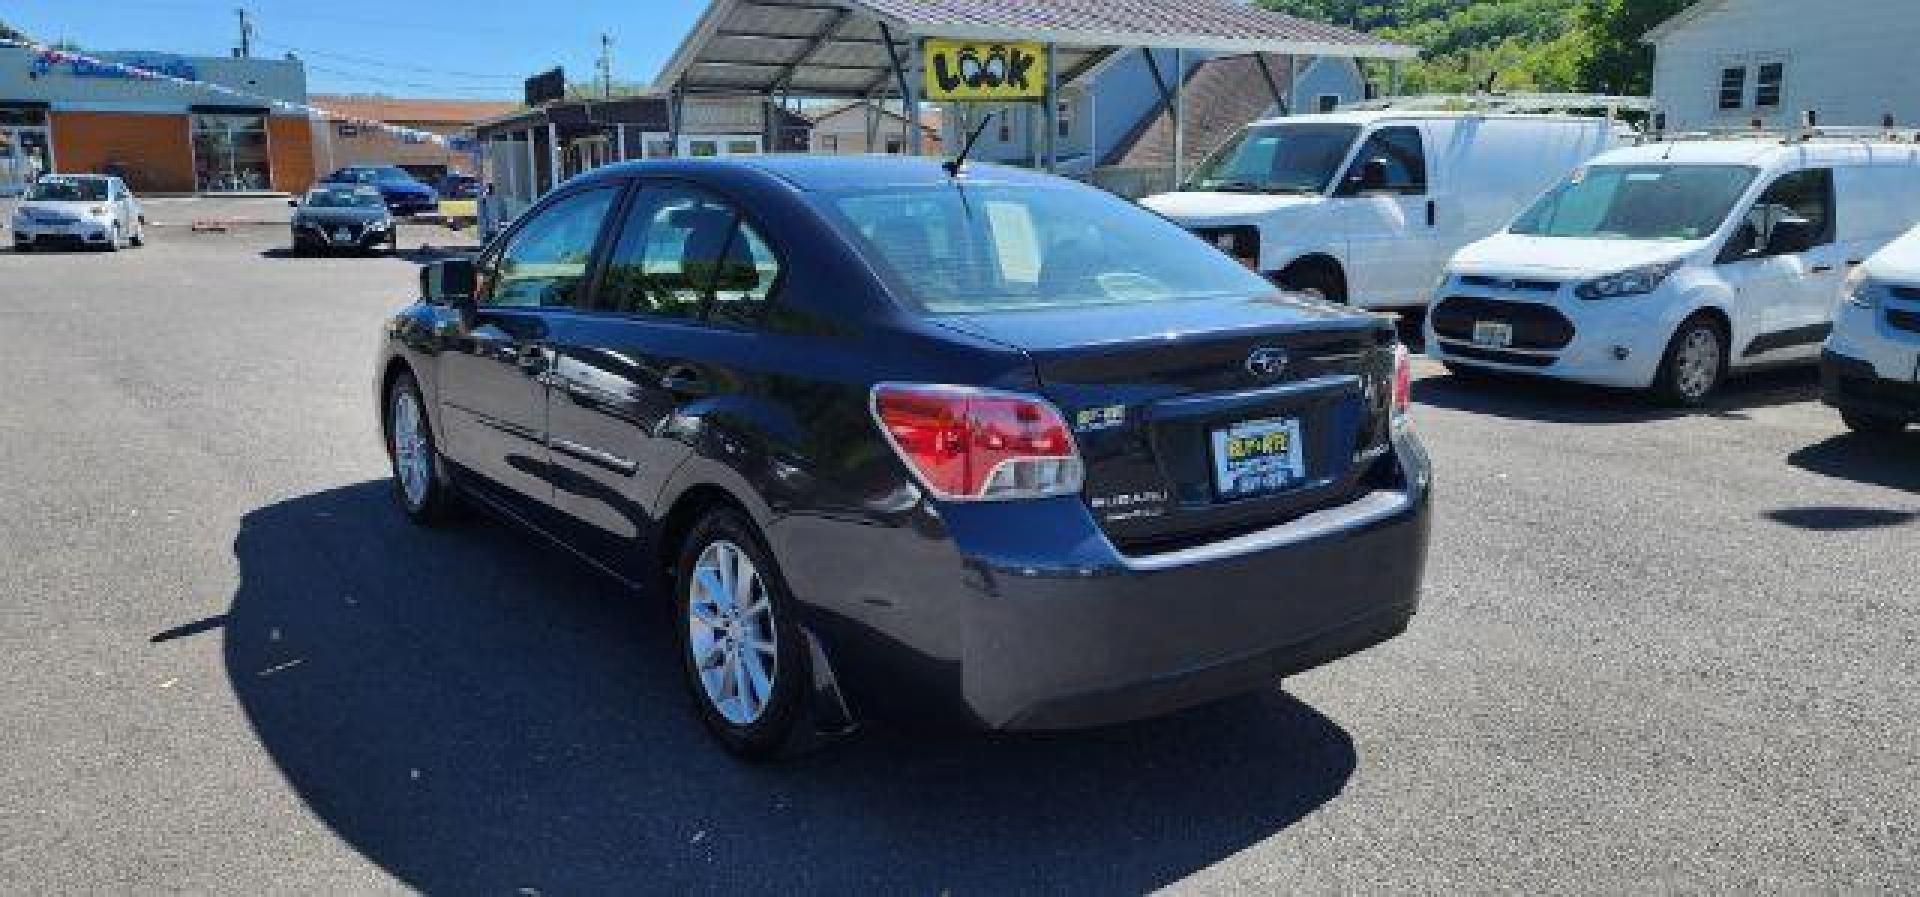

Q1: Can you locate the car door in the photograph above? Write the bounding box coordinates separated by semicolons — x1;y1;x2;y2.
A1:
1717;167;1842;362
434;184;623;511
544;182;785;578
1336;125;1437;306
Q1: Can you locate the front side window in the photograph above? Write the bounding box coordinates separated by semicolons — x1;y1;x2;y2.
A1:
480;186;620;308
1725;167;1834;259
599;186;781;323
1719;66;1748;110
1186;123;1360;195
822;182;1274;314
1512;165;1758;242
1338;126;1427;196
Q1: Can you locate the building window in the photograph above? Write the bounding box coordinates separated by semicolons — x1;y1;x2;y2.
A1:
998;110;1012;143
1317;94;1341;114
336;122;360;138
818;134;838;153
192;113;272;193
1719;66;1748;110
1056;99;1071;139
1755;62;1785;109
884;136;903;154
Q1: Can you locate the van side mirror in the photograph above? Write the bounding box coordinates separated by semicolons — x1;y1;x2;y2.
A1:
1765;216;1818;256
1340;158;1394;196
287;198;299;208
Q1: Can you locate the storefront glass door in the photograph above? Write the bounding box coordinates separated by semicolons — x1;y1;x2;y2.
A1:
0;124;55;197
191;114;273;193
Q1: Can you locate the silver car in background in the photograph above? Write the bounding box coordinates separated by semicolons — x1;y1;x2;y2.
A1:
10;174;145;252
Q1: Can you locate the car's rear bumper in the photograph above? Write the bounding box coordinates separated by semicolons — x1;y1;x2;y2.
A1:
1822;349;1920;421
772;435;1432;731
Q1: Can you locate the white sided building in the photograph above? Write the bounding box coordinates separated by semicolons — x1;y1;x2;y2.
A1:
1645;0;1919;131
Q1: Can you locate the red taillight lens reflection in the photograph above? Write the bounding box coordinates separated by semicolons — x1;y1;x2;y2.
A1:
1392;344;1413;418
872;385;1083;500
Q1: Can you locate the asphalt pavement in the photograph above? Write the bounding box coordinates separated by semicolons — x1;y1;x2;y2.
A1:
1;214;1915;893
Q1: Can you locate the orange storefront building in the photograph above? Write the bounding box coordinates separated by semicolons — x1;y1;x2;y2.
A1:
1;48;314;196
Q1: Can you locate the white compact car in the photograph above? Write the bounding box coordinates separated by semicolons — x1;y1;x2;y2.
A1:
10;174;146;252
1821;224;1920;433
1142;110;1627;308
1428;137;1920;405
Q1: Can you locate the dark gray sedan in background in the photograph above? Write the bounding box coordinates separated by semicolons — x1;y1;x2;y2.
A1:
290;185;398;255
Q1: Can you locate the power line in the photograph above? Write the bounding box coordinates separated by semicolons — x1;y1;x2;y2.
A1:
254;36;522;82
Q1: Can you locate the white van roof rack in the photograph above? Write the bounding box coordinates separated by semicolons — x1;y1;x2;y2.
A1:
1648;125;1920;145
1343;93;1657;117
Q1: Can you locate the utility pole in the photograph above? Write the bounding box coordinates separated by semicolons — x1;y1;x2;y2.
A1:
598;33;613;100
235;8;253;59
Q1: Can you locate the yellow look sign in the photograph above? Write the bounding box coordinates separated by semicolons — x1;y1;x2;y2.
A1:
923;39;1048;102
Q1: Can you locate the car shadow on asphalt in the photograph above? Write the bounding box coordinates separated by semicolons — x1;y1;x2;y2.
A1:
1788;431;1920;493
185;480;1356;892
1412;364;1822;425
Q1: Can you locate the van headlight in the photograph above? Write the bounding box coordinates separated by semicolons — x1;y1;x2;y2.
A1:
1575;259;1684;300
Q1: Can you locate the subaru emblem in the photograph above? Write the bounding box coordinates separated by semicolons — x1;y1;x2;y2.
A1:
1246;347;1289;380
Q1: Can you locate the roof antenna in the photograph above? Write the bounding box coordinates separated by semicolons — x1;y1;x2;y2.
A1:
944;111;997;178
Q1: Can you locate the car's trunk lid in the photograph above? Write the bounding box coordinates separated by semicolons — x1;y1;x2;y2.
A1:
935;294;1401;554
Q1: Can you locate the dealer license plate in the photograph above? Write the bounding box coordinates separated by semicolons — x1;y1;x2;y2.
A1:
1472;320;1514;348
1211;417;1306;500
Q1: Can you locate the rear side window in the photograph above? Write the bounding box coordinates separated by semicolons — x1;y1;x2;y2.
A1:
822;182;1273;314
480;186;620;308
598;185;781;323
1339;126;1426;196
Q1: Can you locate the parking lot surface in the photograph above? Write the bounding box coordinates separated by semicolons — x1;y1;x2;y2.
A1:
2;217;1915;893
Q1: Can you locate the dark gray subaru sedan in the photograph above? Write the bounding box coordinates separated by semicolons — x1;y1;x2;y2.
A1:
375;156;1431;759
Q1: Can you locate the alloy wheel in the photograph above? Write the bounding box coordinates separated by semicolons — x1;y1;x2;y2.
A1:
390;387;432;510
687;539;778;726
1674;326;1721;401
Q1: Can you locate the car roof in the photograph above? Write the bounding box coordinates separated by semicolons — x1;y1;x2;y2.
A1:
573;155;1066;193
1247;110;1616;128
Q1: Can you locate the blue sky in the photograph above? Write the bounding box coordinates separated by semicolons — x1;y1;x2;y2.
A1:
5;0;712;99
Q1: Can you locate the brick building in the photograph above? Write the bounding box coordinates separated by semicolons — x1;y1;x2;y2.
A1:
308;95;519;182
0;47;314;195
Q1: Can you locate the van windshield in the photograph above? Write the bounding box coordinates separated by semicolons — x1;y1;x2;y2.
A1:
1512;164;1758;241
1185;124;1360;195
823;183;1275;314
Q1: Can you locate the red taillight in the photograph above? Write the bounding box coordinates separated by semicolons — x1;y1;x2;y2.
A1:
1392;344;1413;419
871;384;1084;501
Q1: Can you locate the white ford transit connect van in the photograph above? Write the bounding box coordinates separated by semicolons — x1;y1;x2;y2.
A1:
1142;110;1627;308
1428;136;1920;405
1822;224;1920;433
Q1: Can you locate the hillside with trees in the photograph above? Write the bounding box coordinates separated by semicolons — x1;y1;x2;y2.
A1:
1257;0;1696;95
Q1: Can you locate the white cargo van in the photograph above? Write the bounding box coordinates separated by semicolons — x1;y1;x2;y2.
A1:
1822;223;1920;433
1142;110;1628;308
1428;135;1920;405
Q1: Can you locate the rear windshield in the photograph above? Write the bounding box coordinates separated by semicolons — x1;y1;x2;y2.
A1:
27;178;109;201
820;183;1275;313
1511;164;1759;241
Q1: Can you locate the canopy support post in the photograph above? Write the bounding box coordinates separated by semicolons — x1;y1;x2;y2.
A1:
1043;42;1059;172
1254;53;1286;115
1171;48;1185;187
667;80;685;157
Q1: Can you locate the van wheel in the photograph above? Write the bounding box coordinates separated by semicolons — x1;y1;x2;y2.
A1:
676;508;808;761
1841;409;1907;436
1651;316;1726;407
1275;262;1348;304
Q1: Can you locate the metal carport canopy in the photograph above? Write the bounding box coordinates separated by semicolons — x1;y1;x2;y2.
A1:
655;0;1419;99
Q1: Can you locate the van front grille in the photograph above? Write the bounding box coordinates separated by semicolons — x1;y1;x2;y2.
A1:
1431;296;1575;350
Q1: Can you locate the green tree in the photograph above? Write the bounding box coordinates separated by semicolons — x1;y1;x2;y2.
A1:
1575;0;1697;95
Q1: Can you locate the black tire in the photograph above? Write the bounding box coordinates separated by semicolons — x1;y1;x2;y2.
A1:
1650;316;1727;408
675;508;809;761
1841;409;1907;436
103;224;122;253
12;243;28;254
1274;262;1348;305
128;223;144;247
386;371;460;525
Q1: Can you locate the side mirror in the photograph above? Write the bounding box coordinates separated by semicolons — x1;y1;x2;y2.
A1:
287;198;298;207
1765;216;1818;256
421;257;478;318
1341;158;1394;195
